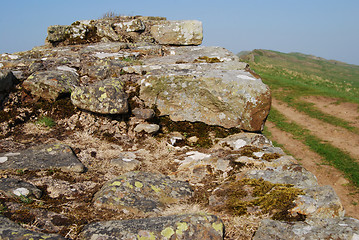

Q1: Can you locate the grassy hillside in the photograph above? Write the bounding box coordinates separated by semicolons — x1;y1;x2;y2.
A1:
239;49;359;104
239;49;359;188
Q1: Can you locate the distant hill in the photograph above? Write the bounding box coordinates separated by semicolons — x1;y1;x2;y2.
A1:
238;49;359;104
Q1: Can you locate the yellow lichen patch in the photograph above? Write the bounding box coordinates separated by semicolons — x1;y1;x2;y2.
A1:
150;185;161;193
175;222;188;235
46;148;53;152
161;227;175;238
212;222;223;233
109;108;118;114
110;181;122;186
135;181;143;188
99;92;107;102
124;181;133;189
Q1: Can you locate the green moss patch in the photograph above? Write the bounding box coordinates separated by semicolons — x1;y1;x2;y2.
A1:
212;178;304;221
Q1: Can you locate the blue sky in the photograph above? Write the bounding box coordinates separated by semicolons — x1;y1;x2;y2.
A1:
1;0;358;65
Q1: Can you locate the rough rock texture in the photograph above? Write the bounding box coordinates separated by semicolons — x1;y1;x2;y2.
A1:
135;46;270;131
0;143;85;172
46;16;202;47
253;218;359;240
23;70;79;101
79;214;224;240
0;178;42;198
150;20;203;45
71;78;128;114
5;202;73;234
93;171;193;213
0;215;65;240
291;185;345;219
0;15;358;240
133;123;160;134
0;70;17;103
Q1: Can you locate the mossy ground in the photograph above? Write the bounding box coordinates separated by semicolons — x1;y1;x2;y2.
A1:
212;178;305;221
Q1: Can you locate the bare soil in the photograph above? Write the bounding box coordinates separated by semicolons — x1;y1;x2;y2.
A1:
266;97;359;218
272;98;359;160
302;96;359;129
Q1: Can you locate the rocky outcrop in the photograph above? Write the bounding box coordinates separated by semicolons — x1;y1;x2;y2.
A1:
0;15;358;239
46;16;202;46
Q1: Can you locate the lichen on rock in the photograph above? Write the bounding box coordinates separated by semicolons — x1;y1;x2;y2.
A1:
71;78;128;114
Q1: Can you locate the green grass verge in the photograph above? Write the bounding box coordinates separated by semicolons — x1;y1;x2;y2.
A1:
240;49;359;133
268;107;359;187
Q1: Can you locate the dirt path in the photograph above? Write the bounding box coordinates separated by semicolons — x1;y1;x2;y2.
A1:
272;98;359;161
266;121;359;218
302;96;359;129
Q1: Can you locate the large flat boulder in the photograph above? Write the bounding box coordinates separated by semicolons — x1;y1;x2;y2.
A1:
140;70;270;131
93;171;193;213
22;70;79;101
0;143;85;173
79;214;224;240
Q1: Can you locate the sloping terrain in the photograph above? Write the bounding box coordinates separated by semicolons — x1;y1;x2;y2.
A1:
240;49;359;218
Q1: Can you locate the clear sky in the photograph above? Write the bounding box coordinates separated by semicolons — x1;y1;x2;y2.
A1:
1;0;358;65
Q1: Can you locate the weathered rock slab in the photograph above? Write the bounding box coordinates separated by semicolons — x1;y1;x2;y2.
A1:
253;218;359;240
242;164;319;189
0;215;65;240
79;214;224;240
0;178;42;198
140;71;271;131
93;171;193;213
151;20;203;45
0;143;85;173
22;70;79;101
291;185;345;219
71;78;128;114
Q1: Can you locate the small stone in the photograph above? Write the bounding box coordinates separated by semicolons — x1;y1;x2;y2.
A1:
132;108;155;120
187;136;199;143
134;123;160;134
168;132;185;146
110;152;141;171
13;187;30;197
